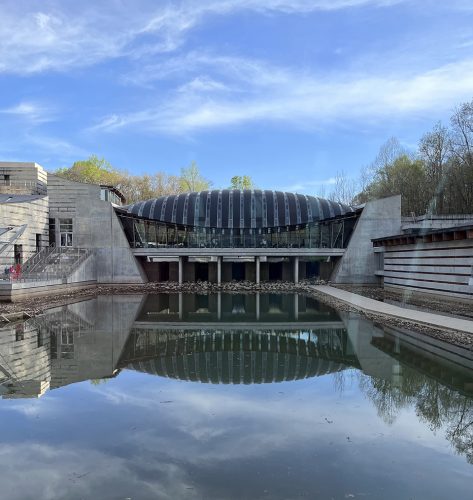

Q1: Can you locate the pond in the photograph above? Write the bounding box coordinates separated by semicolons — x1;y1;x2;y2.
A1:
0;293;472;499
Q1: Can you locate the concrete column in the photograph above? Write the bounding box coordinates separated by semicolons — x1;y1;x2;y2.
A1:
178;292;183;320
217;292;222;320
256;256;260;284
294;293;299;320
217;256;222;285
294;256;299;284
256;292;260;321
178;256;183;284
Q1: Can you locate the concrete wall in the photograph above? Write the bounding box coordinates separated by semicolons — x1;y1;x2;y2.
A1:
332;195;401;284
48;174;101;248
76;196;146;283
0;161;47;195
380;238;473;299
0;197;49;267
48;176;146;283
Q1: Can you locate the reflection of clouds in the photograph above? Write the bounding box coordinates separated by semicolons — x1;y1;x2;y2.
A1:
95;373;399;463
0;443;199;500
0;371;471;499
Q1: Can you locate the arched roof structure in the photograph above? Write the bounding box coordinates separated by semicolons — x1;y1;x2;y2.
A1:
124;190;355;229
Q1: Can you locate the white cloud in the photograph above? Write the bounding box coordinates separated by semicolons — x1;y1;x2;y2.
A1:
0;101;55;124
91;56;473;135
0;0;407;74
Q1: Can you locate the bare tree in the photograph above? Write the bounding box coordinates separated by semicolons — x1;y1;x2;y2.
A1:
328;171;357;205
418;122;451;214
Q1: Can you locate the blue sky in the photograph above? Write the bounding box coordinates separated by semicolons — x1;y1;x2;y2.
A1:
0;0;472;193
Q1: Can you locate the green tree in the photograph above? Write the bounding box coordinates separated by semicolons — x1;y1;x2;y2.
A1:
355;155;428;215
229;175;255;190
179;161;212;192
55;155;187;203
55;155;124;186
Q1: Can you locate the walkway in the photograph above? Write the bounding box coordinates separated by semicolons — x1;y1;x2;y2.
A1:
315;285;473;335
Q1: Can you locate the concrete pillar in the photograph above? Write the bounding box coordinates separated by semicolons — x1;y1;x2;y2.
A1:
178;292;183;320
294;256;299;284
217;292;221;320
256;292;260;321
294;293;299;320
178;257;183;284
217;256;222;285
256;256;260;284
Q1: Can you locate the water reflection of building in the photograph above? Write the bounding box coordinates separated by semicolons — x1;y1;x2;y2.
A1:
0;293;472;399
0;319;50;398
118;328;358;384
0;295;143;398
122;293;358;383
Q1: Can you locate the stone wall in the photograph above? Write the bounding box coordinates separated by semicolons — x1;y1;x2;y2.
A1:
0;197;49;267
0;161;47;195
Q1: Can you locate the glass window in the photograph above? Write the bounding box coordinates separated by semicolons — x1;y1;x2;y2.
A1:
59;219;73;232
59;219;73;247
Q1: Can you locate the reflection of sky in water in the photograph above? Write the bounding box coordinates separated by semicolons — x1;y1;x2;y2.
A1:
1;372;472;500
0;294;471;499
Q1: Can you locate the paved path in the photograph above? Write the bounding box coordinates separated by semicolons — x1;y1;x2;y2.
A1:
315;285;473;335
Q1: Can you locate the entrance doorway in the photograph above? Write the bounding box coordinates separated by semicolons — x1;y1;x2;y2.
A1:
232;262;245;280
14;244;23;265
306;261;320;280
195;262;209;281
268;262;283;281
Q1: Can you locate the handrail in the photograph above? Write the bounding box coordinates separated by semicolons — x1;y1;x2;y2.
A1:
0;224;28;257
22;243;56;273
17;247;94;281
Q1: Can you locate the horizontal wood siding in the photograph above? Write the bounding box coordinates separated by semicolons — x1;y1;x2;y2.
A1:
382;238;473;298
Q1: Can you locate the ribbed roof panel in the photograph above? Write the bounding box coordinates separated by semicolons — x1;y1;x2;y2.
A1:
125;189;355;228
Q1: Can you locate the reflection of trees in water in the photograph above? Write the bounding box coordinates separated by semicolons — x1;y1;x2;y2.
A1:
332;369;358;396
357;368;473;464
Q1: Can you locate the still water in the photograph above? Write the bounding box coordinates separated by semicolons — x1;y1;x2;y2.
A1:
0;293;472;500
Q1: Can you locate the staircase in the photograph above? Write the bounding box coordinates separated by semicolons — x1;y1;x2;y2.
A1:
0;224;27;256
20;247;94;281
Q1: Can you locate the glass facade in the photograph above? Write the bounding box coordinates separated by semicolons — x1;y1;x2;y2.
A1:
117;213;357;249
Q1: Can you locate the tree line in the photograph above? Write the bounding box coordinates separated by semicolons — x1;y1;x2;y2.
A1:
55;98;473;214
55;159;256;203
331;98;473;215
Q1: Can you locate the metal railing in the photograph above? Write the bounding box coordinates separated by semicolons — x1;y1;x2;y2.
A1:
2;247;94;282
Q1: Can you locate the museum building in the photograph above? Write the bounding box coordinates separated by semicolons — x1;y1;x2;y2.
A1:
0;161;471;301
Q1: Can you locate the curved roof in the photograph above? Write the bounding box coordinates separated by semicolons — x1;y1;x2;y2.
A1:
124;190;355;229
118;330;358;384
127;355;346;384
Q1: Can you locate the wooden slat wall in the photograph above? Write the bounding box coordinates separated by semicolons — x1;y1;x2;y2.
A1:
382;239;473;298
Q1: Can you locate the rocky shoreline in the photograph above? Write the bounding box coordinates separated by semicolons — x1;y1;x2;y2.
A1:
0;280;472;351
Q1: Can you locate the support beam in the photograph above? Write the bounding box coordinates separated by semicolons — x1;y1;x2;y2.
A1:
217;256;222;285
294;256;299;284
178;256;183;284
256;256;260;284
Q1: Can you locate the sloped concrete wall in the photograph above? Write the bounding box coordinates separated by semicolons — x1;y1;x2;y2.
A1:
332;195;401;284
75;196;146;284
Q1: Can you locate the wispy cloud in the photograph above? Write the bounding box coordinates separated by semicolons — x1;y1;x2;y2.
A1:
0;101;55;124
91;55;473;135
0;0;407;74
